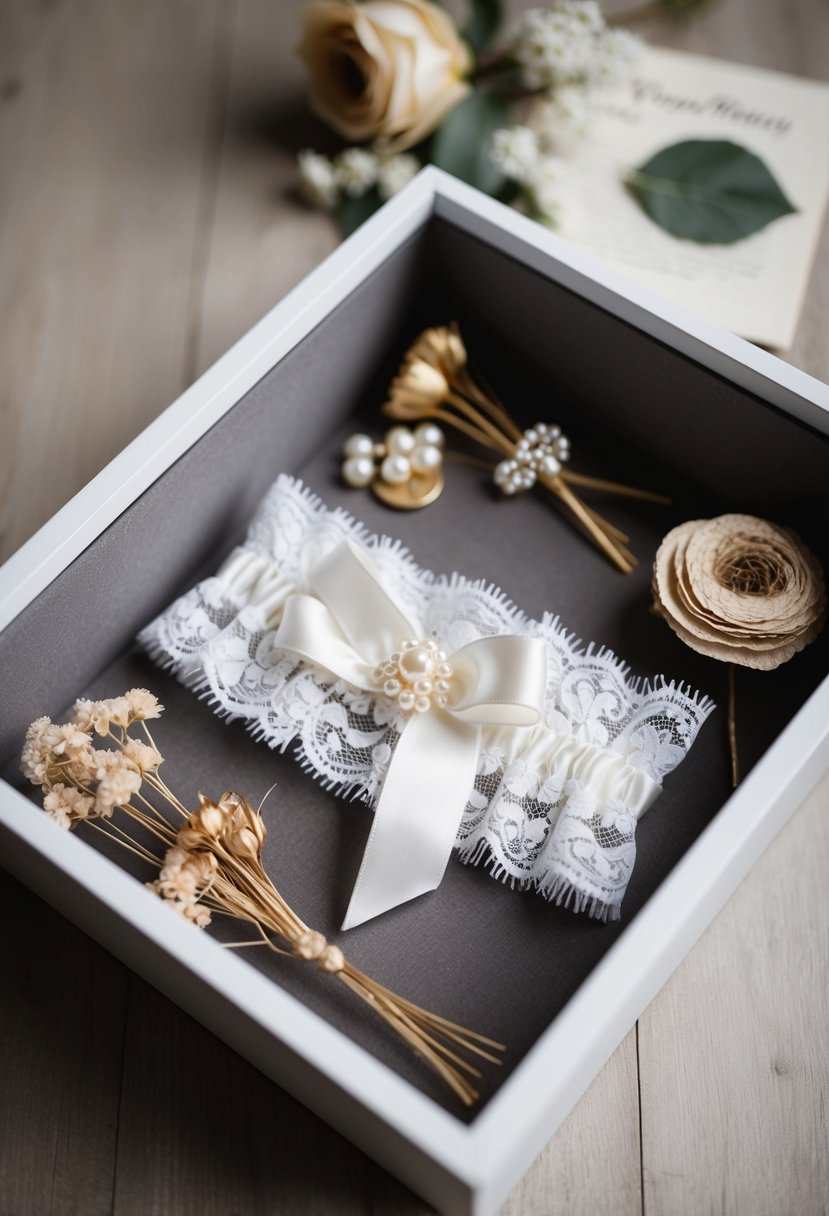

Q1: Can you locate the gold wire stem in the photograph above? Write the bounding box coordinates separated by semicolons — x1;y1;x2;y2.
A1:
543;474;637;574
444;390;515;456
430;407;505;451
561;469;672;505
582;504;631;546
454;369;524;442
727;664;739;789
462;361;525;443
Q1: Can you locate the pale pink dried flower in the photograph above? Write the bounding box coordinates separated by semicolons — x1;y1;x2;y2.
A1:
52;724;90;757
124;688;163;722
182;902;212;928
106;697;131;729
158;867;198;901
78;701;116;735
43;783;95;829
21;717;58;784
96;765;142;817
123;738;162;772
92;748;127;780
158;845;189;877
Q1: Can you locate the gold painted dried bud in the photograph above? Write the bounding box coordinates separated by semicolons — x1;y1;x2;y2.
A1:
197;804;226;838
228;827;261;860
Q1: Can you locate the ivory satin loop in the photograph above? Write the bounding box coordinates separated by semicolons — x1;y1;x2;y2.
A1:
273;540;548;929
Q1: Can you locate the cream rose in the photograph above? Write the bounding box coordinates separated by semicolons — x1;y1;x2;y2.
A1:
298;0;471;153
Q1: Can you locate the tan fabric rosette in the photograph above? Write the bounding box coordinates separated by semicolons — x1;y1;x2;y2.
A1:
653;514;826;671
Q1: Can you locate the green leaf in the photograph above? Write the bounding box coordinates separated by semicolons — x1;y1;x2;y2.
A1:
625;139;796;245
462;0;502;55
430;90;510;195
336;189;382;236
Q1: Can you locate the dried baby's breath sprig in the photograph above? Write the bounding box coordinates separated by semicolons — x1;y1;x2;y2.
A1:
653;514;826;784
21;691;504;1105
384;323;669;573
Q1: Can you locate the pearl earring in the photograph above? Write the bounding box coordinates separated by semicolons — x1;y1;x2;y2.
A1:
341;425;445;510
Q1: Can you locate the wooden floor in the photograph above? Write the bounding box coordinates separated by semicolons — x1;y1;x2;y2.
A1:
1;2;827;1213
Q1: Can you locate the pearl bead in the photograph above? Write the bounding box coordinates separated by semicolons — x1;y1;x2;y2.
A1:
385;426;416;457
413;677;433;696
539;454;560;476
410;444;442;474
399;647;433;678
435;679;450;695
414;423;444;450
398;689;415;712
434;650;447;663
435;694;447;707
343;433;374;459
414;696;431;714
383;678;402;697
401;639;417;650
342;456;375;488
436;662;452;678
380;454;411;485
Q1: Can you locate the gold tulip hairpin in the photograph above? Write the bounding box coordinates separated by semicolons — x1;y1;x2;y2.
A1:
21;690;505;1105
383;324;670;573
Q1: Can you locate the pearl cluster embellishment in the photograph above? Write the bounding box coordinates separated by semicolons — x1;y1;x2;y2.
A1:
372;639;454;714
494;422;570;496
342;424;444;489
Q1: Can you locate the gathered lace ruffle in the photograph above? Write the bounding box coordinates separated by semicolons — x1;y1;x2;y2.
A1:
139;475;714;921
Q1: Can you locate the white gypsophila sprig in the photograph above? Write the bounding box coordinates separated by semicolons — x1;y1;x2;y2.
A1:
298;149;339;209
588;27;641;87
527;159;566;226
299;146;420;210
490;126;541;185
377;153;420;200
508;3;640;92
491;126;565;227
534;84;592;144
334;146;379;197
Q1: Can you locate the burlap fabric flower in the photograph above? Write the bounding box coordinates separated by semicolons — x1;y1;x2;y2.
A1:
653;514;825;671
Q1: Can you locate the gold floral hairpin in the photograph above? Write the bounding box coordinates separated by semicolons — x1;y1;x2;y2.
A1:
653;514;826;785
382;323;669;573
21;691;504;1105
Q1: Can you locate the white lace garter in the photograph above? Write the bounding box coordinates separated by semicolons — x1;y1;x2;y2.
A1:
139;475;714;925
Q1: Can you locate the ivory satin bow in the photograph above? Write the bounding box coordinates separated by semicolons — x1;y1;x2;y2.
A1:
273;540;547;929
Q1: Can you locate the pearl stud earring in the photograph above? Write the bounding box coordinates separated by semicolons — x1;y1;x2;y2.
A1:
341;424;445;510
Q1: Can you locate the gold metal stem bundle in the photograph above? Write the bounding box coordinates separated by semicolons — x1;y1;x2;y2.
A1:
383;323;670;573
21;692;504;1105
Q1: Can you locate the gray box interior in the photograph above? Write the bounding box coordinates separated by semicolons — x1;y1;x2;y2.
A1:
2;217;827;1121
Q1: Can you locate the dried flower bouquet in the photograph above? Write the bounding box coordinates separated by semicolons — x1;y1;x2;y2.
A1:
21;690;504;1105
